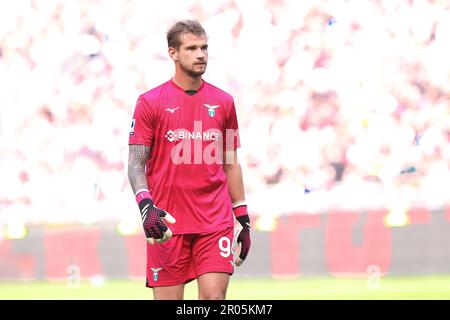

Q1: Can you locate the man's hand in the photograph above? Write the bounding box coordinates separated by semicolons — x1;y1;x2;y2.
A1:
233;206;251;266
139;198;176;245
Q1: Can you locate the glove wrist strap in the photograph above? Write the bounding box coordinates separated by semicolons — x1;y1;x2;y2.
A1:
136;191;154;214
233;203;250;228
233;204;248;218
136;190;152;204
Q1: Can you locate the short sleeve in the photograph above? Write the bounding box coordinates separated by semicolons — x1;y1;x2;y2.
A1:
128;97;155;147
224;100;241;151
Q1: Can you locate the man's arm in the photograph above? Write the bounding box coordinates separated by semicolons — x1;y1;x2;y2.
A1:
128;144;175;244
127;144;150;195
224;150;251;266
223;150;245;204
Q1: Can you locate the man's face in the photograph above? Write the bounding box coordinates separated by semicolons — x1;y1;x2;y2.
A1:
170;33;208;77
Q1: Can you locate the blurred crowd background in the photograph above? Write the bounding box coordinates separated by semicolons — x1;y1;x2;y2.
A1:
0;0;449;227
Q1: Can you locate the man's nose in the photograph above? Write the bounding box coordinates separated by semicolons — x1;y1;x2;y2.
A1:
196;48;206;59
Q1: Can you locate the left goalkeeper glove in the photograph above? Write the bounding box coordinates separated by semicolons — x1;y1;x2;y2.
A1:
233;204;251;266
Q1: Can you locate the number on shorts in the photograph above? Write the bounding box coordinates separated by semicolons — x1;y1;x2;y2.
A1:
219;236;231;258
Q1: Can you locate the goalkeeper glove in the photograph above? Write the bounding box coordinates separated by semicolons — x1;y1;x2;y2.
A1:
136;191;176;245
233;203;251;266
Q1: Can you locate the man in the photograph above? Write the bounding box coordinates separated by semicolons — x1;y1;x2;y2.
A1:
127;19;251;300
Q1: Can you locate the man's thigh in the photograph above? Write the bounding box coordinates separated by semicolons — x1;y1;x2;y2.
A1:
192;227;235;299
146;234;195;290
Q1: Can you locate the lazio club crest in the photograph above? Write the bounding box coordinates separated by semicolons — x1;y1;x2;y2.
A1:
151;268;162;282
203;104;220;117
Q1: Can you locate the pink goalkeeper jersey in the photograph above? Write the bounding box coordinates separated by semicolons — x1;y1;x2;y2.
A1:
129;80;240;234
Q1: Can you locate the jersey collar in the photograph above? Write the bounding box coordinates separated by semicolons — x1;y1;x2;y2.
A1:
170;79;205;96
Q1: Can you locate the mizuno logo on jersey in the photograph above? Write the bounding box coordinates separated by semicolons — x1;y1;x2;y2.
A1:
165;107;180;113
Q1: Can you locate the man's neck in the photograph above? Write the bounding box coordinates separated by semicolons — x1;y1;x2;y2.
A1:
172;73;203;91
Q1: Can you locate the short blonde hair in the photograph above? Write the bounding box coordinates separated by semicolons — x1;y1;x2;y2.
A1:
167;19;206;50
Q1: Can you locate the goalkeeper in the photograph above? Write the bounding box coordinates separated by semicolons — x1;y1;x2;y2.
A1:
127;19;251;300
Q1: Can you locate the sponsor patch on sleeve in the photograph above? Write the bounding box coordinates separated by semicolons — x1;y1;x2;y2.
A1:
129;119;135;135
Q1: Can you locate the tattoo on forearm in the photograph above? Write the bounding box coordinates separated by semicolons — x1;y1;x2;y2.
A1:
128;145;150;195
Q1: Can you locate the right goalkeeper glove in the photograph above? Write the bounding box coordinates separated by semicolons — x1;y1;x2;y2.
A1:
136;191;176;245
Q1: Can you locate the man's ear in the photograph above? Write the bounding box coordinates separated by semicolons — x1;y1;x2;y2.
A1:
168;47;178;62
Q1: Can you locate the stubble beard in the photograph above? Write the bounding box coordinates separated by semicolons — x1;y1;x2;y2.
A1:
180;61;207;78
